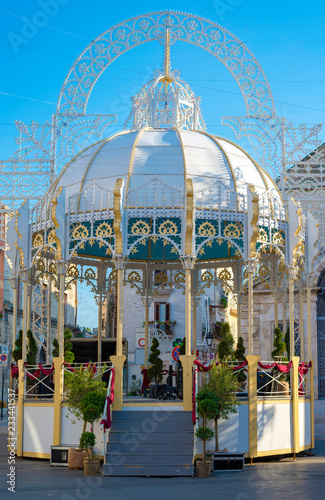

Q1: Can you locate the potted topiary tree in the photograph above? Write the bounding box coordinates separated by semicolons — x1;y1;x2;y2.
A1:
234;336;247;392
52;328;75;363
217;322;234;362
79;431;98;476
203;364;238;451
12;329;39;390
64;364;107;472
147;337;163;397
195;388;218;477
271;327;290;395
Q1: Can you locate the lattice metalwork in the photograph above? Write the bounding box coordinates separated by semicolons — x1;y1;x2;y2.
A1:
31;282;49;353
222;117;322;180
58;11;274;118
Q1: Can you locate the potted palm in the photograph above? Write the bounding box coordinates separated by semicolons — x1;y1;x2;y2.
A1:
64;364;106;473
195;388;218;477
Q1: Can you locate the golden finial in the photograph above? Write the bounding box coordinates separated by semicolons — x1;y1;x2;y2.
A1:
161;14;172;89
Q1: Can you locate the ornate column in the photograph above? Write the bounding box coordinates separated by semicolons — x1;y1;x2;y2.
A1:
46;276;52;364
288;265;297;359
180;256;196;411
291;356;300;458
282;279;287;334
17;359;25;457
96;263;104;363
27;283;31;332
273;254;278;329
52;356;64;446
110;256;126;411
56;261;66;358
299;287;304;361
245;259;257;355
246;354;260;463
20;269;29;361
144;264;150;369
236;260;242;339
10;277;18;353
191;268;197;355
307;275;312;361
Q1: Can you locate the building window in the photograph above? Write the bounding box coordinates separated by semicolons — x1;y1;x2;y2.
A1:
154;302;170;323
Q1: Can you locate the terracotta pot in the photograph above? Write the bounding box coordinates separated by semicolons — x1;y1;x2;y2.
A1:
196;460;212;477
83;458;100;476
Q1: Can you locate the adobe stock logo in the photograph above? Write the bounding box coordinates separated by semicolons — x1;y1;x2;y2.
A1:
213;0;244;22
7;0;71;54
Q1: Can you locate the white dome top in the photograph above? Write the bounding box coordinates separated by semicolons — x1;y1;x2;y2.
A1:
52;127;281;207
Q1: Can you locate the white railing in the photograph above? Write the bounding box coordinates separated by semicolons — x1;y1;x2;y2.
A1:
257;361;291;399
24;364;55;399
62;362;112;398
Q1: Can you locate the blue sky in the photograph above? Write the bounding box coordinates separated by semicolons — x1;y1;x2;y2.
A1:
1;0;325;161
1;0;325;327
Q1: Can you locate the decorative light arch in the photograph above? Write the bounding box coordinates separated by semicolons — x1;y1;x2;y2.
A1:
57;11;275;119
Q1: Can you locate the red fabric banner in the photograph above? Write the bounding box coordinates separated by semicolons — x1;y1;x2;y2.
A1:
194;359;248;372
141;368;150;393
100;368;115;432
258;361;292;373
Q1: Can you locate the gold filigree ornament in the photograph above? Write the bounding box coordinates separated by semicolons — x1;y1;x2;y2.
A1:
218;269;232;281
36;259;45;271
278;260;286;273
128;271;141;282
49;263;57;274
71;223;89;240
158;220;178;235
109;270;117;282
33;232;44;248
85;268;96;280
201;271;213;282
155;271;168;283
272;231;285;245
131;220;151;235
198;221;216;237
47;230;56;244
258;264;269;277
67;264;79;278
258;228;268;242
223;222;243;238
174;272;185;284
95;222;113;238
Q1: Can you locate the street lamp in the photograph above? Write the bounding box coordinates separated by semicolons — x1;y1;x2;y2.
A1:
206;332;213;365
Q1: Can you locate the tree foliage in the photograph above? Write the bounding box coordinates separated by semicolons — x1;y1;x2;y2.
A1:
203;364;238;421
234;336;247;384
12;329;38;365
195;388;218;461
217;322;234;361
284;327;290;359
64;365;106;427
147;337;163;384
79;431;96;461
52;328;75;363
272;327;286;359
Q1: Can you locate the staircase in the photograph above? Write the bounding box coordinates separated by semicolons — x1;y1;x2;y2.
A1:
102;409;194;476
315;400;325;440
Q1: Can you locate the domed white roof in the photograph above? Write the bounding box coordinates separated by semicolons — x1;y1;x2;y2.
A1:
51;127;281;207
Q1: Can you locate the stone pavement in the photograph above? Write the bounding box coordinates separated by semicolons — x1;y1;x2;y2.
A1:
1;422;325;500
